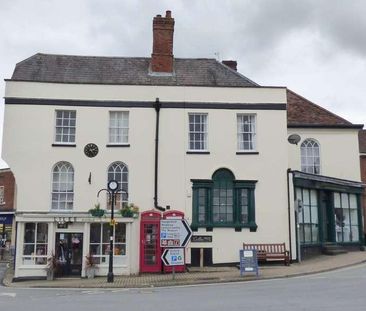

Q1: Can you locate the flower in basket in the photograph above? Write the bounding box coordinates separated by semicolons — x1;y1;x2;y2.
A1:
120;203;139;218
89;203;105;218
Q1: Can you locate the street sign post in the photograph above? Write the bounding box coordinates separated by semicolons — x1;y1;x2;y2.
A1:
161;248;185;266
160;219;192;247
161;248;185;279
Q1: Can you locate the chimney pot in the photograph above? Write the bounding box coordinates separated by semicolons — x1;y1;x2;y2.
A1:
222;60;238;71
166;10;172;18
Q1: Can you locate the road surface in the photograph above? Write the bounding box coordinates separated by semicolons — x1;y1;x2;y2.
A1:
1;263;366;311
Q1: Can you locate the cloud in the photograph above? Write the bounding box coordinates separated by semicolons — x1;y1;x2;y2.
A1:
0;0;365;168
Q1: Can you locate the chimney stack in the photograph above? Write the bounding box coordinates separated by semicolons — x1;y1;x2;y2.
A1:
151;10;175;73
222;60;237;71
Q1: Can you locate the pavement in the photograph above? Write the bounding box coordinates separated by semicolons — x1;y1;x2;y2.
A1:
1;251;366;288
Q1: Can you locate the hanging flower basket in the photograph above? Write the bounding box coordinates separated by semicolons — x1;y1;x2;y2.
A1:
120;203;139;218
89;203;105;218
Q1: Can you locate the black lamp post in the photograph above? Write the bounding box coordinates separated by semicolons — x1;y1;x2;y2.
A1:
97;180;127;283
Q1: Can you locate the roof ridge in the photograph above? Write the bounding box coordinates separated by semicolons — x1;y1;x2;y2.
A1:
215;59;259;86
24;53;227;62
287;89;353;125
35;53;151;60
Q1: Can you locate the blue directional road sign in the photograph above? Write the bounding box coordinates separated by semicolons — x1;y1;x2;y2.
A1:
161;248;185;266
160;219;192;247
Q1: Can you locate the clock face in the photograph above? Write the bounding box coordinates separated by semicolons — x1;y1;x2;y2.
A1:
84;143;99;158
108;180;118;191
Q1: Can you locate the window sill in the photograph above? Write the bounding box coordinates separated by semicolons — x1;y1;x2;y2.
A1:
192;222;257;231
106;144;130;148
186;151;210;155
236;151;259;155
52;143;76;147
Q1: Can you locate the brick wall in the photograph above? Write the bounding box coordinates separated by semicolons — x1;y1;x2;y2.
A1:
0;169;15;212
151;11;175;73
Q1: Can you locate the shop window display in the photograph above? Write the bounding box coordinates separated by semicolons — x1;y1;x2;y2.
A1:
89;223;126;264
23;223;48;265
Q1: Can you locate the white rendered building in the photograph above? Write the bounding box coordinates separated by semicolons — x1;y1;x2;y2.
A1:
2;11;364;279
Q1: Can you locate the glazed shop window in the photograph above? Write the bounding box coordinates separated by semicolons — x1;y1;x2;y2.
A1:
334;192;359;242
296;188;319;244
23;223;48;265
191;168;257;230
89;223;126;264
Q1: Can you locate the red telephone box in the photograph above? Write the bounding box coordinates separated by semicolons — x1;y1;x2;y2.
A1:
139;210;162;273
162;210;186;273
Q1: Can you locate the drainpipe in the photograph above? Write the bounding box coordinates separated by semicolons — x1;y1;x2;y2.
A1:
287;168;294;261
153;98;165;212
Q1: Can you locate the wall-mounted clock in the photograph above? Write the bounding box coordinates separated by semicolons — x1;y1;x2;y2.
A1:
84;143;99;158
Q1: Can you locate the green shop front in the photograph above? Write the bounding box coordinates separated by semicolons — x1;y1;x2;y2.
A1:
292;171;364;258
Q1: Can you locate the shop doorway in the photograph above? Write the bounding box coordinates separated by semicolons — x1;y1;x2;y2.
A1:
55;233;83;277
320;191;335;243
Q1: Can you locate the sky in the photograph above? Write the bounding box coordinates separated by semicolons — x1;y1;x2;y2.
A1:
1;0;365;168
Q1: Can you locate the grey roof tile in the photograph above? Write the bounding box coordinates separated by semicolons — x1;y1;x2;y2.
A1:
11;53;257;87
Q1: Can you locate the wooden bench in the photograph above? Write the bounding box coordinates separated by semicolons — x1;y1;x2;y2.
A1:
243;243;290;266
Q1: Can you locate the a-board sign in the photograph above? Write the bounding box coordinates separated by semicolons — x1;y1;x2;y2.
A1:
191;235;212;243
161;248;185;266
160;219;192;247
239;249;259;277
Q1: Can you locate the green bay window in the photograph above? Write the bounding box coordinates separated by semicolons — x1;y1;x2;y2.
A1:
192;168;257;231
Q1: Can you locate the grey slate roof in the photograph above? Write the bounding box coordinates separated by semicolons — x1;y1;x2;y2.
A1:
10;53;258;87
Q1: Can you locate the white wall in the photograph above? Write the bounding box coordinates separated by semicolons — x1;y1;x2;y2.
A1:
288;128;361;181
5;81;286;103
3;81;290;265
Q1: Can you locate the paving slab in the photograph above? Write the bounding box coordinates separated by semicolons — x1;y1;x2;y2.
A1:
2;251;366;288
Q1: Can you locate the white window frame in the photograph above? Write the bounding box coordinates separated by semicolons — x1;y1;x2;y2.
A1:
89;223;127;264
51;162;74;211
109;111;129;145
107;162;128;209
0;186;4;204
22;222;48;265
237;114;256;151
54;110;76;144
188;113;208;151
301;138;321;174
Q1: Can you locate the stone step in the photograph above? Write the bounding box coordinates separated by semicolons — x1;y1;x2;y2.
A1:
322;244;348;256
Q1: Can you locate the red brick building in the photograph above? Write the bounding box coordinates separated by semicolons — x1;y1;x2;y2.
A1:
0;168;15;247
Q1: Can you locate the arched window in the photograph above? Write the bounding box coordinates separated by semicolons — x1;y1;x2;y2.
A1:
192;168;257;230
301;139;320;174
51;162;74;210
212;169;235;223
108;162;128;209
